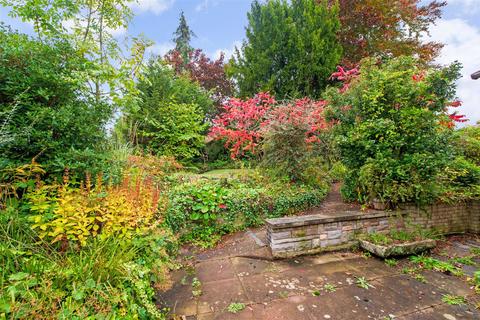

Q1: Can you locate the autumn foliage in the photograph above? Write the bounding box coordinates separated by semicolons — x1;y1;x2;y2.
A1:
208;92;329;159
27;171;163;248
332;0;446;66
165;48;233;106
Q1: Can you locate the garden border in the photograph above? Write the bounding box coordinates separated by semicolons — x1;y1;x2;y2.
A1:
266;201;480;258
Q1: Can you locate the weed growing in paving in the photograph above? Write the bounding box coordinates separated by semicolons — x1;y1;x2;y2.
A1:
410;255;463;276
471;271;480;293
442;294;466;305
451;256;476;266
356;277;374;290
402;267;419;275
227;302;246;313
414;274;427;283
192;277;202;297
362;251;372;259
401;266;427;283
312;290;321;296
384;258;398;267
324;283;337;292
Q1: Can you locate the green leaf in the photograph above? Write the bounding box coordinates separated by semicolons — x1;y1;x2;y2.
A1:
72;288;85;301
8;272;29;282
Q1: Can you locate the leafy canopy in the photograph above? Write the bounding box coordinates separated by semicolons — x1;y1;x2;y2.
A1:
325;57;462;206
333;0;446;66
1;0;151;107
120;59;210;160
165;49;233;111
229;0;342;99
0;27;112;170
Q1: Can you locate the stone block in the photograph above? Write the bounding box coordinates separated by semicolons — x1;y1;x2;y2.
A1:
327;230;342;240
324;222;339;231
270;231;291;240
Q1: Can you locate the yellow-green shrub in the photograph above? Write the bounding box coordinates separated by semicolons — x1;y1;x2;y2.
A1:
26;172;164;247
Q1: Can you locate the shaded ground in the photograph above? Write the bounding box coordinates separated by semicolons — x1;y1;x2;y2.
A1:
157;229;480;320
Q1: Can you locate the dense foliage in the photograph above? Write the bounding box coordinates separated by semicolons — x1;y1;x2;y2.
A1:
455;125;480;166
325;57;462;207
208;93;331;182
165;170;329;247
2;0;480;318
1;0;149;107
165;49;233;109
119;59;211;160
0;157;178;318
229;0;342;99
333;0;446;66
0;27;112;174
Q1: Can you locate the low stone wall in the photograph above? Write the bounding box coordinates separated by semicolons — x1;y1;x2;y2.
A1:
266;201;480;258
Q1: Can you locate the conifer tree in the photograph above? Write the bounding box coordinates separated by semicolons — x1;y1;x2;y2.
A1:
172;11;196;65
229;0;342;99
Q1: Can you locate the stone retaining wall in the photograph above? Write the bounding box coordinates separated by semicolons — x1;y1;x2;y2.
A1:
266;201;480;258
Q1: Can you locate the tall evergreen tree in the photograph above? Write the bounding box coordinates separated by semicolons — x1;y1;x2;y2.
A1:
172;11;196;65
229;0;342;99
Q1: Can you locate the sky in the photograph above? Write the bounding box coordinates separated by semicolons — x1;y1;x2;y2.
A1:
1;0;479;125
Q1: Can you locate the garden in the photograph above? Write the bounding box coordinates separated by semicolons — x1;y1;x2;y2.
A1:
1;0;480;319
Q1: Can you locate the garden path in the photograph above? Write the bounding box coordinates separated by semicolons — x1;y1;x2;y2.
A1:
157;230;480;320
301;182;374;216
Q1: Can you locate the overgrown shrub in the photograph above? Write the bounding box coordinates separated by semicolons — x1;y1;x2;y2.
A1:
0;27;113;172
0;155;180;318
261;99;329;182
165;171;328;247
120;59;212;161
454;124;480;166
325;57;462;207
26;170;163;248
437;156;480;202
209;93;333;183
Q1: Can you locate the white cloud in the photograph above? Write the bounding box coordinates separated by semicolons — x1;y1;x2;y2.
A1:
214;40;241;60
427;18;480;125
131;0;175;15
147;41;175;57
195;0;220;12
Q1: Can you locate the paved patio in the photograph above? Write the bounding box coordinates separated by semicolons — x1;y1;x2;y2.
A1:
157;230;480;320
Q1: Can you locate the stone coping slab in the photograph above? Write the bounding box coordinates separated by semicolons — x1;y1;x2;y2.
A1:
266;210;398;229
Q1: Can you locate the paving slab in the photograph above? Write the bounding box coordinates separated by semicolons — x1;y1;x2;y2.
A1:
159;232;480;319
347;256;398;279
197;278;250;314
196;258;236;283
230;256;284;277
421;270;476;297
397;303;480;320
250;295;319;320
239;272;314;303
156;269;197;317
